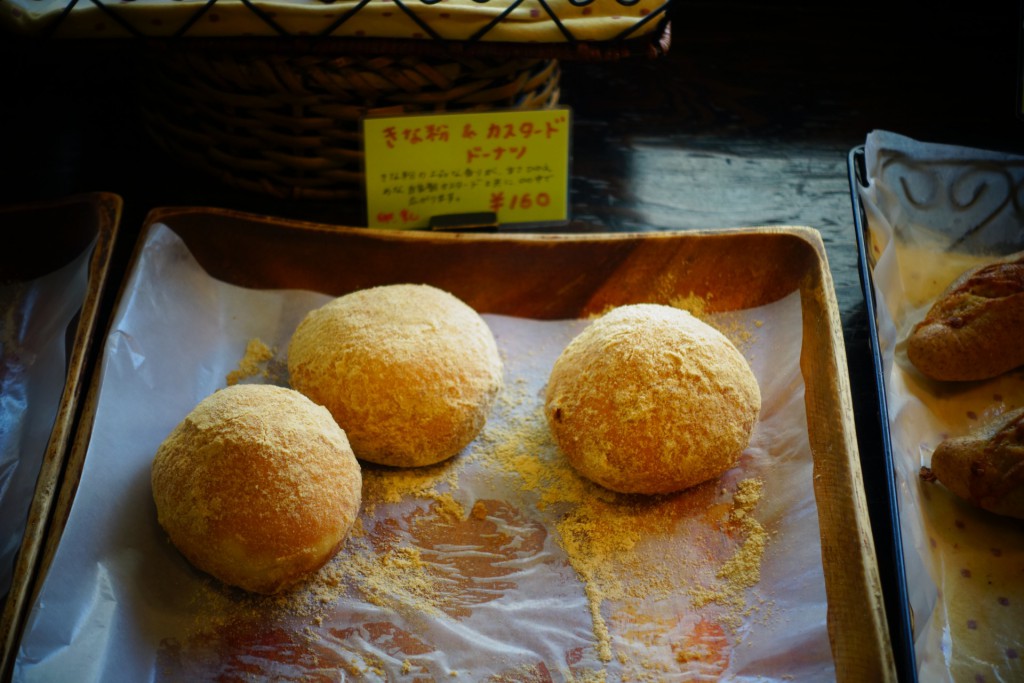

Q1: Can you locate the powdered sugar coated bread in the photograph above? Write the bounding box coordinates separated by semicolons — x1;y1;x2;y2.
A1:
545;304;761;495
151;384;362;595
288;284;503;468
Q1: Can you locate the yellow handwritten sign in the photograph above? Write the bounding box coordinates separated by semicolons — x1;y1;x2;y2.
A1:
363;108;571;230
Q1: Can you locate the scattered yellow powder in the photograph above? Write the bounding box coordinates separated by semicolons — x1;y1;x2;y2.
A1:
574;669;608;683
167;315;776;679
589;290;711;322
675;644;710;663
554;481;768;663
431;491;467;522
360;461;460;515
433;347;772;670
483;406;591;511
470;499;488;520
642;291;757;354
225;337;274;385
701;310;756;354
668;291;710;318
688;478;769;628
337;531;448;621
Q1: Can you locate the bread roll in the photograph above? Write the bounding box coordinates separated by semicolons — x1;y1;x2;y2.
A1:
924;407;1024;519
907;251;1024;382
151;384;362;595
544;304;761;495
288;284;503;468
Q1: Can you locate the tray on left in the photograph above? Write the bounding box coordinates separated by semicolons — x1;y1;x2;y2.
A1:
0;192;123;680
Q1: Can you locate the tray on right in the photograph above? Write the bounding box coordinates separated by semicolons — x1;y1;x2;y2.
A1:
849;136;1024;683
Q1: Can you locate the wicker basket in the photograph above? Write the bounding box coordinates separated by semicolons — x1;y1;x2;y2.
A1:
139;47;562;201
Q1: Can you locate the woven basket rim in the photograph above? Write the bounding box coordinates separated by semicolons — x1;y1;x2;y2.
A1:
140;53;562;201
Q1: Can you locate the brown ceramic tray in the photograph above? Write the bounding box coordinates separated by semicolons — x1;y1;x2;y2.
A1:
0;192;122;681
15;207;894;681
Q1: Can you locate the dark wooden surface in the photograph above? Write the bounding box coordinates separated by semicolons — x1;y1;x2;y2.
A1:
1;2;1022;680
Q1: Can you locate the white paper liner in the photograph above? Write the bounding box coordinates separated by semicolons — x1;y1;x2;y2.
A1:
14;223;833;681
860;130;1024;683
0;241;93;604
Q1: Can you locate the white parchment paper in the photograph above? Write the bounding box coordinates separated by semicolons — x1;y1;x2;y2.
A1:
860;130;1024;683
14;223;833;681
0;240;93;605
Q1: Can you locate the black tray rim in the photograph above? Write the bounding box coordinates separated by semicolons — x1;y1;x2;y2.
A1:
847;145;918;683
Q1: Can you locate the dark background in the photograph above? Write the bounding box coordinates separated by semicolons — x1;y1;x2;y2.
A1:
2;2;1022;680
2;2;1020;223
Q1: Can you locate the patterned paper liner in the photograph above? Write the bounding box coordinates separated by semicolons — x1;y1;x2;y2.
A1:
859;130;1024;683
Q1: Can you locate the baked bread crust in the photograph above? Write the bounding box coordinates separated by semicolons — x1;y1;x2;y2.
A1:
926;407;1024;519
151;384;362;594
906;252;1024;382
287;284;503;468
544;304;761;495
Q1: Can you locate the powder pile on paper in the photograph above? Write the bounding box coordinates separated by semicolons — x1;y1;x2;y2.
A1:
360;461;461;514
688;479;769;622
174;312;773;678
668;291;711;318
327;531;447;619
225;338;275;385
467;358;772;668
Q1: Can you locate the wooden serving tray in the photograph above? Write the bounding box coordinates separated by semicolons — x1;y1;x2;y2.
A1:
0;192;122;681
18;207;894;681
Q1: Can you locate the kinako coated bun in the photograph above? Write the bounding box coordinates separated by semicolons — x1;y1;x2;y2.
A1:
151;384;362;595
544;304;761;495
287;283;503;468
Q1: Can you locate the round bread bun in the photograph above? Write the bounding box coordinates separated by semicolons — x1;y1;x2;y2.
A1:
545;304;761;495
151;384;362;595
287;283;503;468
